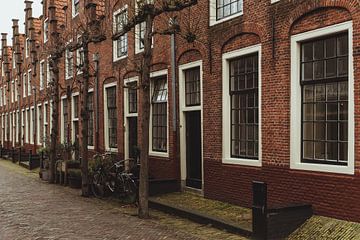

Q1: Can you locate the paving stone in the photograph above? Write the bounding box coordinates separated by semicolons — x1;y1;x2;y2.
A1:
0;160;247;240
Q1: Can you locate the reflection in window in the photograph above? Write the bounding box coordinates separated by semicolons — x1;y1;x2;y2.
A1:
152;77;167;152
301;33;348;165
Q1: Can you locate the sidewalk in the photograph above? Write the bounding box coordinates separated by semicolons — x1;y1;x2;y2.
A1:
0;159;247;240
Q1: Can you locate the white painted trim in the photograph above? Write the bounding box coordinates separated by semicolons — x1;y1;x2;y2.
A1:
222;44;262;167
40;59;45;90
149;70;169;158
71;92;79;143
124;77;139;160
290;21;354;175
113;5;128;62
27;70;32;96
271;0;280;3
37;103;42;145
60;96;67;143
30;106;35;144
104;82;118;152
178;60;204;189
209;0;243;26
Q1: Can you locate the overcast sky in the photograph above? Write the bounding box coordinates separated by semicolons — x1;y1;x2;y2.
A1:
0;0;42;43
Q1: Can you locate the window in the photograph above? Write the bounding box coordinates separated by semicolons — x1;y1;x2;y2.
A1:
14;79;17;102
23;73;27;97
47;58;51;88
73;95;79;119
73;0;80;17
88;92;94;146
30;108;34;144
128;82;137;113
11;81;14;103
185;67;201;106
37;105;42;145
25;38;30;58
26;109;30;143
300;34;348;165
222;45;262;166
65;47;74;79
229;53;259;159
151;77;168;152
290;21;354;174
113;7;128;61
106;86;117;149
76;37;84;73
27;70;32;96
44;102;48;144
21;110;25;145
210;0;243;26
135;22;146;53
40;60;45;90
62;98;69;143
13;52;16;69
44;19;49;42
16;111;19;143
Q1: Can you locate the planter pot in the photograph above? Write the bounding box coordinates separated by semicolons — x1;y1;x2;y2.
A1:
68;176;82;189
41;169;49;181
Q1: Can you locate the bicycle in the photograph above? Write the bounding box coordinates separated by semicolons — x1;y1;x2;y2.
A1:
91;157;138;204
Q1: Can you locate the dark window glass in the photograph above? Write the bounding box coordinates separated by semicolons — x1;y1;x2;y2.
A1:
230;53;259;159
73;95;79;119
152;77;167;152
216;0;243;20
115;10;128;58
63;99;68;142
87;92;94;146
128;82;137;114
301;33;348;165
185;67;201;106
107;87;117;148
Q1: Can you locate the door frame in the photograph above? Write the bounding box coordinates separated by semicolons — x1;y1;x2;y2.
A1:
179;60;204;191
124;76;139;160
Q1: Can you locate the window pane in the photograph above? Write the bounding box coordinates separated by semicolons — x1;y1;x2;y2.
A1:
314;122;325;140
325;38;336;58
303;123;313;140
303;104;313;121
303;85;314;102
337;35;348;56
302;62;313;80
337;57;348;77
326;142;338;161
339;142;348;161
326;83;338;101
327;122;338;141
314;142;325;159
314;40;324;60
325;59;337;78
303;141;313;159
302;42;313;61
314;61;324;79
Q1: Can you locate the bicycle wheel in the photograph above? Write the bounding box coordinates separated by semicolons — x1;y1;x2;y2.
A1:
91;171;107;198
123;176;138;204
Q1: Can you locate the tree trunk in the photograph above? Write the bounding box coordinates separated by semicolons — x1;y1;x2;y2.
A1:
49;58;60;184
80;38;90;197
138;15;154;219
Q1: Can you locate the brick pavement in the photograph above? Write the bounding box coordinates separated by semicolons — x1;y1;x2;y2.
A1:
0;160;246;240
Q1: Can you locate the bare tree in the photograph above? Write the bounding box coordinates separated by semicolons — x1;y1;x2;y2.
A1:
113;0;197;218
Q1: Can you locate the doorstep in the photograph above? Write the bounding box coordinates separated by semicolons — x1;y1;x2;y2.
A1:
149;192;252;237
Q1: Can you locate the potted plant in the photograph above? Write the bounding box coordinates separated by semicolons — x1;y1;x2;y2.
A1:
67;169;82;188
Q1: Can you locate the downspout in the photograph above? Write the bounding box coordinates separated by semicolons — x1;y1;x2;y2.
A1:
93;53;99;152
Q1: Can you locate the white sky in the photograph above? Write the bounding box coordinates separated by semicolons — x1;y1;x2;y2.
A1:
0;0;42;44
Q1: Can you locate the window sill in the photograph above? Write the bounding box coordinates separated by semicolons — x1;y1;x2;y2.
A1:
106;147;118;153
290;161;354;175
149;151;169;158
222;157;261;167
210;12;243;27
113;55;128;62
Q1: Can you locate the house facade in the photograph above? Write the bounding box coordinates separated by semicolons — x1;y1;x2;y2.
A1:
0;0;359;221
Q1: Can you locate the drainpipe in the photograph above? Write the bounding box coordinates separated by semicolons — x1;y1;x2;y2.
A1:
170;27;177;132
93;53;99;152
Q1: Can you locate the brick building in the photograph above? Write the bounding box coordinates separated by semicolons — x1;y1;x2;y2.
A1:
0;0;359;221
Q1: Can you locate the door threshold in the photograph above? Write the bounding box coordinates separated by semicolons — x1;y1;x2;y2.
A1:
182;186;204;196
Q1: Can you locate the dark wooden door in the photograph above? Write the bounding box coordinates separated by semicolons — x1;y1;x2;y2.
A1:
186;111;202;189
128;117;138;160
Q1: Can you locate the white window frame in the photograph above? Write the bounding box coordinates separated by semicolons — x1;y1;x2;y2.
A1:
104;82;118;152
23;73;27;97
43;101;48;145
88;88;95;150
209;0;243;26
149;69;169;158
37;104;42;145
25;108;29;143
14;79;17;102
25;38;29;58
71;92;79;143
60;96;67;143
9;112;12;142
124;77;139;159
11;80;14;103
47;57;51;88
5;113;7;141
40;60;45;90
27;70;32;96
21;110;25;145
113;5;128;62
290;21;354;175
16;110;19;143
72;0;79;18
44;18;49;42
30;107;35;144
222;44;262;167
65;42;74;80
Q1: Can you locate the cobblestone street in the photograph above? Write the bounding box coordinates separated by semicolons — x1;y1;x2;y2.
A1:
0;160;245;240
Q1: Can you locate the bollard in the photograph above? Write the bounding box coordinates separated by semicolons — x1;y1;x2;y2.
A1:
252;181;268;240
